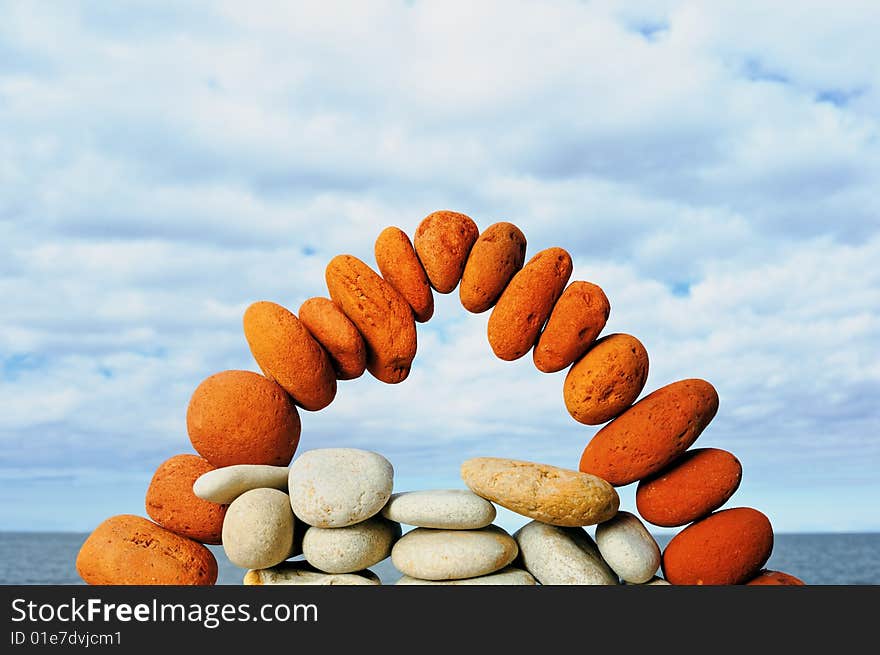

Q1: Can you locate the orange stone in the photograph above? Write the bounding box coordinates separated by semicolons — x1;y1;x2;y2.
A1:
563;333;648;425
413;210;479;294
459;222;527;313
746;569;805;586
145;454;226;544
487;247;573;361
579;378;719;486
662;507;773;585
636;448;742;527
187;370;300;467
243;300;337;411
76;515;217;585
325;255;417;384
375;226;434;322
533;281;610;373
298;297;367;380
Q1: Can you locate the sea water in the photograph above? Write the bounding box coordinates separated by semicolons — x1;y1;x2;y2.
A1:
1;532;877;585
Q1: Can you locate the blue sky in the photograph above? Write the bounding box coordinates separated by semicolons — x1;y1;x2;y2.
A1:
1;1;878;534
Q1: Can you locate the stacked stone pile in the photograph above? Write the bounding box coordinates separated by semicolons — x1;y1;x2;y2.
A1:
385;490;531;585
75;210;803;586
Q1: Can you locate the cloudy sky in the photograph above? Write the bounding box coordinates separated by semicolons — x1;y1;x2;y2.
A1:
1;1;878;534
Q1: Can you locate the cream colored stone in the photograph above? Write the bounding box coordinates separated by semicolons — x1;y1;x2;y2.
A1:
595;511;661;583
244;561;380;585
222;488;295;570
395;567;536;585
639;576;671;585
514;520;619;585
193;464;289;504
289;448;393;528
303;517;401;574
391;525;518;581
461;457;618;526
381;489;496;529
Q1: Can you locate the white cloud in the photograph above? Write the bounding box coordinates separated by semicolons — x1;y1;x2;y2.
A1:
0;0;878;531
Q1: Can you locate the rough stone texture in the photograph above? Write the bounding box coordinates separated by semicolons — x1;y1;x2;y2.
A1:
222;488;295;570
396;567;536;585
459;222;527;313
289;448;394;528
564;333;649;425
514;520;619;585
381;489;496;529
579;378;720;486
487;247;573;361
186;370;300;468
146;454;226;544
298;297;367;380
193;464;289;505
413;210;479;294
243;300;336;411
461;457;618;527
244;561;380;585
745;569;805;586
375;226;434;322
391;525;518;581
595;511;661;584
325;255;417;384
636;448;742;527
533;281;610;373
303;517;401;574
662;507;774;585
76;515;217;585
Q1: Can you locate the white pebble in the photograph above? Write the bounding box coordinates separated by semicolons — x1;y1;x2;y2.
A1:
381;489;495;529
288;448;393;528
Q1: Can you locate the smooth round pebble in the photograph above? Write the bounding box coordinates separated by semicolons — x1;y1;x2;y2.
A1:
487;247;572;361
289;448;393;528
514;520;618;585
76;515;217;586
326;255;417;384
303;517;401;574
243;300;336;411
391;525;518;581
298;297;367;380
563;333;649;425
375;226;434;323
381;490;496;529
222;488;295;570
461;457;618;526
244;561;380;586
580;378;719;486
662;507;774;585
146;454;226;544
413;210;480;294
636;448;742;527
396;567;536;585
595;511;661;583
193;464;289;505
459;221;527;313
746;569;805;586
186;370;300;467
533;280;611;373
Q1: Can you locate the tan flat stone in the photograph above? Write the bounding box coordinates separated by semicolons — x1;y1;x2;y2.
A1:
461;457;619;526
